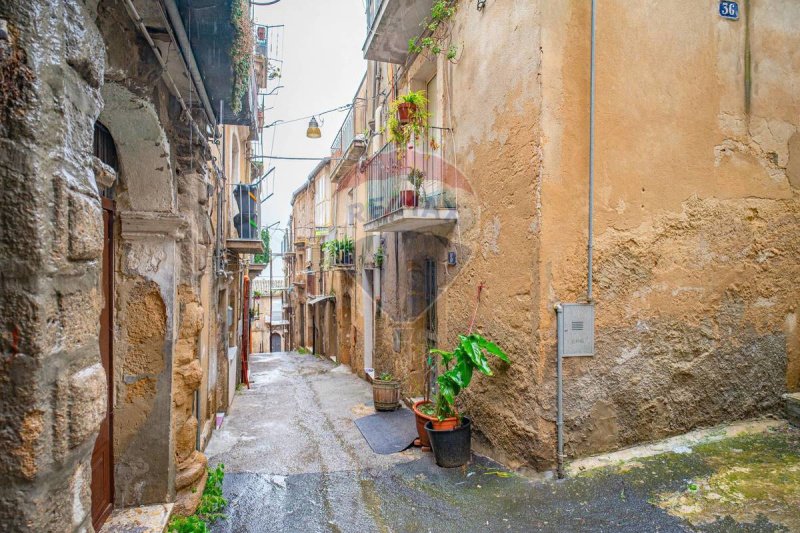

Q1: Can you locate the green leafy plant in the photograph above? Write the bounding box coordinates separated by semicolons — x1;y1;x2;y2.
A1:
429;334;510;421
408;0;459;62
230;0;253;114
297;346;311;354
252;228;271;264
418;402;436;417
387;91;430;148
378;372;395;382
168;515;208;533
167;464;227;532
407;168;425;197
374;245;385;268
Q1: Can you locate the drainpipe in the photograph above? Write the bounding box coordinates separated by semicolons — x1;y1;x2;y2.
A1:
555;304;565;479
555;0;597;481
587;0;597;301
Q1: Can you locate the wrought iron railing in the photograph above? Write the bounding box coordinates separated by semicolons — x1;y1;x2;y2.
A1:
366;127;454;223
322;229;356;269
365;0;383;31
232;181;262;240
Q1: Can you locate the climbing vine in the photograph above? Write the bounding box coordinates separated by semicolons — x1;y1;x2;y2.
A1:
230;0;253;114
408;0;459;62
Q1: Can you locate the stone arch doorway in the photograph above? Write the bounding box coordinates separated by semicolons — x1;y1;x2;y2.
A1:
270;332;282;352
96;82;180;508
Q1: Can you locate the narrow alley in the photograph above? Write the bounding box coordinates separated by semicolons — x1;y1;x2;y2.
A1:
205;351;800;533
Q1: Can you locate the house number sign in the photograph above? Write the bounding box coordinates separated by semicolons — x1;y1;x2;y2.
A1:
719;1;739;20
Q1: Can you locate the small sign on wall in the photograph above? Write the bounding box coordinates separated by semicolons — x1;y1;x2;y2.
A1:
719;1;739;20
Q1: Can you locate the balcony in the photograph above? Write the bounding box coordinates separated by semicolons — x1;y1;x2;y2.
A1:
293;227;312;249
330;106;367;183
363;0;436;64
227;182;264;254
322;231;356;271
365;127;457;233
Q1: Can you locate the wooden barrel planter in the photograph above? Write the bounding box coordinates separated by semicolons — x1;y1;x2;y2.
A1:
372;379;401;411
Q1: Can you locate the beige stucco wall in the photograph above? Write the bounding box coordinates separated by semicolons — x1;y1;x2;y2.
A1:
355;0;800;472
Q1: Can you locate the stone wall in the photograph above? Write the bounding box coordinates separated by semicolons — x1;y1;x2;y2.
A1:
0;0;106;529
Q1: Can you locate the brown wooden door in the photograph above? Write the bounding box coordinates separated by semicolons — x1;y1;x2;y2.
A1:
91;198;114;530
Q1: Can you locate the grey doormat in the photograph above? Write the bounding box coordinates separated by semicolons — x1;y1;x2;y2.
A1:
354;407;417;455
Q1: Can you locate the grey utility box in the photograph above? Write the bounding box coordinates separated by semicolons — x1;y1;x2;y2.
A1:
560;303;595;357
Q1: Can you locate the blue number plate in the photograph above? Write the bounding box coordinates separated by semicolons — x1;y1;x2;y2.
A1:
720;1;739;20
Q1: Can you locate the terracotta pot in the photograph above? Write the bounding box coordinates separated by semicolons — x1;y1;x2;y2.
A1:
396;102;416;124
431;416;459;431
399;190;418;207
412;400;437;448
372;380;400;411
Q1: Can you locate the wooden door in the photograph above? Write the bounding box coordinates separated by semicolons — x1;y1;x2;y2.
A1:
270;333;282;352
91;198;114;530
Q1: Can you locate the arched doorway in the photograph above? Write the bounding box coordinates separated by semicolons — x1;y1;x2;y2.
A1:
270;332;282;352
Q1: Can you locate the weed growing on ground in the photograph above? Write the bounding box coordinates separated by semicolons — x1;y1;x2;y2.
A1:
168;464;228;533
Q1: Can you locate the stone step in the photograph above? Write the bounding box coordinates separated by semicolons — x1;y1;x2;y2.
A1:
99;504;173;533
784;393;800;427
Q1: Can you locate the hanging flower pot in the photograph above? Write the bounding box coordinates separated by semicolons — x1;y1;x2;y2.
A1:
396;102;416;124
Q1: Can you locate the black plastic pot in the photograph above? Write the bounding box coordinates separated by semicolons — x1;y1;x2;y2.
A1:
425;416;471;468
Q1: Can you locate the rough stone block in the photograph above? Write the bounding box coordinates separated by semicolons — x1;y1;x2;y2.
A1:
69;363;106;448
58;286;101;352
68;192;103;261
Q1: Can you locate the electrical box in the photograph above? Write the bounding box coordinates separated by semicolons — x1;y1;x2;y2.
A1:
560;303;595;357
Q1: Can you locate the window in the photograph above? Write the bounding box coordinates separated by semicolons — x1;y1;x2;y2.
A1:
314;173;331;228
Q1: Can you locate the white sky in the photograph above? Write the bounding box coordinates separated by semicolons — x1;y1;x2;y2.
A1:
253;0;367;277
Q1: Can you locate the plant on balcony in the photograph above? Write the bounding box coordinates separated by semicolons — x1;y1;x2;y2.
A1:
401;168;425;208
424;334;510;467
408;0;460;63
230;0;253;115
387;91;429;149
374;245;385;268
252;229;271;264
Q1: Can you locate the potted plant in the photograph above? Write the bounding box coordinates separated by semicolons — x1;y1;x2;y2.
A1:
401;168;424;208
424;334;510;467
374;246;385;268
394;90;427;124
372;372;400;411
387;91;429;148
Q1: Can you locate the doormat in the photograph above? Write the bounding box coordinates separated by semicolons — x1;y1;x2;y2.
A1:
354;407;417;455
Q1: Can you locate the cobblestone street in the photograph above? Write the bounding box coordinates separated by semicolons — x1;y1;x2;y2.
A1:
205;352;800;532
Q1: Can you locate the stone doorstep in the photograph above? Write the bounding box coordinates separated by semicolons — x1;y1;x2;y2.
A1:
99;503;173;533
565;418;786;477
785;393;800;427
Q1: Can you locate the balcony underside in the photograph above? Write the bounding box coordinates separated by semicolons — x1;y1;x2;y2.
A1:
248;263;267;274
363;0;436;64
227;238;264;254
330;138;367;182
364;207;457;233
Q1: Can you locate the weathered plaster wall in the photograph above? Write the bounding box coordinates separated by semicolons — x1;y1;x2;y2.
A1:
0;0;106;530
534;0;800;462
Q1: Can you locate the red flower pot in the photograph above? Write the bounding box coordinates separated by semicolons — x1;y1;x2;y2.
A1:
412;400;436;449
396;102;416;124
399;190;418;207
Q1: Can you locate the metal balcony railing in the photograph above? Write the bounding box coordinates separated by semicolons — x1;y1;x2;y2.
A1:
331;106;355;162
366;127;454;223
322;229;356;270
365;0;383;31
232;181;262;240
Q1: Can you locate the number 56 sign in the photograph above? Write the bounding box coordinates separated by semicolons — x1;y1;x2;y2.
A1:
719;1;739;20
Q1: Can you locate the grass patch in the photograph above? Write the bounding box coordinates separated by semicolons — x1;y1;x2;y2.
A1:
168;464;228;533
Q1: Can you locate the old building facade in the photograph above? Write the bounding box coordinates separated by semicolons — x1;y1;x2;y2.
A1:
0;0;271;530
288;0;800;472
